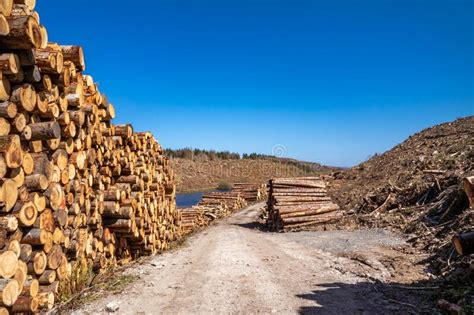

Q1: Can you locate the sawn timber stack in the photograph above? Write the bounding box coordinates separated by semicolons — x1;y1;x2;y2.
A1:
0;1;179;313
266;177;341;231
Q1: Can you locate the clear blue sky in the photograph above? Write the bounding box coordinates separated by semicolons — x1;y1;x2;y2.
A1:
37;0;473;167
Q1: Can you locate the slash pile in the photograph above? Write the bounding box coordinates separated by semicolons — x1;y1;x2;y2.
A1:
232;182;267;203
266;177;341;231
0;0;179;313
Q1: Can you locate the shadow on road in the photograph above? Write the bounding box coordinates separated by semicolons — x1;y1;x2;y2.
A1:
233;221;268;231
296;281;440;314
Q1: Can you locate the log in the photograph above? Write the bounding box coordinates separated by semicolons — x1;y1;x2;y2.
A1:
0;0;13;17
38;269;55;284
0;250;18;278
13;0;35;11
61;45;85;71
463;176;474;209
27;251;46;275
452;231;474;256
0;215;17;231
10;83;35;111
0;15;40;48
11;201;37;226
0;101;16;118
0;279;19;306
0;53;19;74
0;134;22;168
22;121;61;141
24;173;48;190
0;14;9;36
0;179;18;212
21;277;39;297
11;296;38;313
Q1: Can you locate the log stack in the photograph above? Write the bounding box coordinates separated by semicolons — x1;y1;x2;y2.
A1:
232;183;267;203
0;1;179;312
266;177;341;231
178;206;209;235
198;191;247;213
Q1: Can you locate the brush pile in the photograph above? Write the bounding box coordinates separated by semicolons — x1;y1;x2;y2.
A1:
266;177;341;231
328;117;473;309
232;182;267;203
0;1;179;312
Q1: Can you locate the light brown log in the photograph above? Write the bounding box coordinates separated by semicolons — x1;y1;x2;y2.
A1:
0;179;18;212
52;149;68;171
21;151;33;175
24;173;48;190
36;291;53;310
13;259;25;288
38;269;55;285
29;153;53;180
0;278;19;306
13;0;35;10
12;112;26;133
44;183;65;211
0;14;9;35
34;208;54;232
8;167;24;187
27;251;46;275
61;45;85;71
0;156;5;179
0;0;13;17
0;215;17;231
0;117;9;137
22;121;61;141
0;250;18;278
29;192;45;212
0;73;10;102
0;15;40;48
12;201;37;226
21;228;47;245
11;295;38;312
0;53;19;74
10;83;35;111
55;256;67;280
0;101;16;118
38;24;47;48
19;243;32;262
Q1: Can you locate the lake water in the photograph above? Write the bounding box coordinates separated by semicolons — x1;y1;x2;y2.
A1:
176;189;227;208
176;191;208;208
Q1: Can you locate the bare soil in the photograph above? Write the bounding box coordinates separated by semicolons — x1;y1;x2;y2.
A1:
170;158;333;192
75;203;435;314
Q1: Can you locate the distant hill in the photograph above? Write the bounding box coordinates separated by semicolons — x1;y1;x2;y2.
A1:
166;150;338;192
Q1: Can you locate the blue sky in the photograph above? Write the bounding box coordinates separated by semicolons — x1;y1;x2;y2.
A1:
37;0;473;167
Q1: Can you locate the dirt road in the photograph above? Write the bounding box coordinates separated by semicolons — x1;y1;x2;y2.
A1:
77;203;433;314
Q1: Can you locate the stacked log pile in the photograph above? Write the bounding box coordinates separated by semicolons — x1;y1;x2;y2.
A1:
178;207;208;235
0;1;179;312
199;191;247;213
232;183;267;203
266;177;341;231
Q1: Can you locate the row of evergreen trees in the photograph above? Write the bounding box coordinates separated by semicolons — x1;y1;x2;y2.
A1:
163;148;276;161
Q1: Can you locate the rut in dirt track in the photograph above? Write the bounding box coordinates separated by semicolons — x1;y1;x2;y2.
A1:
78;203;432;314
